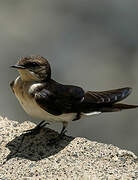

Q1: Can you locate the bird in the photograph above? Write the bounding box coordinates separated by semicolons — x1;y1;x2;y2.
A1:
10;55;138;138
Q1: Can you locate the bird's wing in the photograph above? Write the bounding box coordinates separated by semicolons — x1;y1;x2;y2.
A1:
84;87;132;104
35;85;84;115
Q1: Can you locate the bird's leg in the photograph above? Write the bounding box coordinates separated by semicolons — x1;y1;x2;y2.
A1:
72;112;81;121
48;122;68;145
59;123;67;137
23;120;49;136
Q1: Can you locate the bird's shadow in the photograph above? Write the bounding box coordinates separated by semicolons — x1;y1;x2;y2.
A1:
5;127;74;163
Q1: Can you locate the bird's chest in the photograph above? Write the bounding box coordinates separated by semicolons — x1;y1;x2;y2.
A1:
12;77;30;99
12;77;37;115
11;77;76;122
12;77;40;116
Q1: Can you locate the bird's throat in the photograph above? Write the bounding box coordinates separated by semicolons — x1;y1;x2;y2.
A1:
18;69;40;81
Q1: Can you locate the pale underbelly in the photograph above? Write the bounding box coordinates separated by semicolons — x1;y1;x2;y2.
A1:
17;95;76;123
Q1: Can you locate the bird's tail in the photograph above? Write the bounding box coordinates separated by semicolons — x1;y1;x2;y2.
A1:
99;103;138;113
80;87;138;114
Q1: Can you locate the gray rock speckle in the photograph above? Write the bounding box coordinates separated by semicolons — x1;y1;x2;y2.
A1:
0;116;137;180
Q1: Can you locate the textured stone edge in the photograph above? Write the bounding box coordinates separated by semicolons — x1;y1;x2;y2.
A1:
0;116;137;179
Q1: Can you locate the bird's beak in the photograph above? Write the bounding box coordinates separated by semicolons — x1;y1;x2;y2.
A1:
10;64;26;69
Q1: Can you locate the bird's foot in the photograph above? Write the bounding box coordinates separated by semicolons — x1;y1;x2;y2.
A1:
48;129;67;145
59;129;67;137
23;120;49;136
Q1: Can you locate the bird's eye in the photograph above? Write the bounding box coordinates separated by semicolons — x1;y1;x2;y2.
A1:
24;62;39;68
31;62;39;67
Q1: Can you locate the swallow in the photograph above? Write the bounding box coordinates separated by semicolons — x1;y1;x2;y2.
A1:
10;55;138;138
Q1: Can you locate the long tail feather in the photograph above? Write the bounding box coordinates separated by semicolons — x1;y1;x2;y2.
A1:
100;103;138;112
80;87;138;114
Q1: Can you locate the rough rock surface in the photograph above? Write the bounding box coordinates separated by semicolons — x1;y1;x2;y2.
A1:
0;116;137;179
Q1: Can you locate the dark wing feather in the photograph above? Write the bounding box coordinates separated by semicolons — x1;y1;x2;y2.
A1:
35;85;84;115
35;89;62;115
84;87;132;104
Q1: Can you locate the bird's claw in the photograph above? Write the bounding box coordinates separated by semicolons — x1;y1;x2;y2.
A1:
48;129;67;145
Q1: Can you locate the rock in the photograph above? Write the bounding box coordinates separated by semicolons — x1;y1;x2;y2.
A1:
0;116;137;179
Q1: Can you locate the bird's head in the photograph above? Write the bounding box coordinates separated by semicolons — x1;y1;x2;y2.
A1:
11;55;51;82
